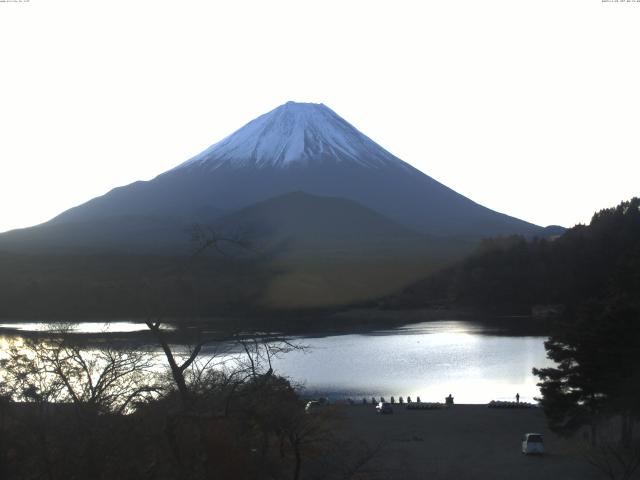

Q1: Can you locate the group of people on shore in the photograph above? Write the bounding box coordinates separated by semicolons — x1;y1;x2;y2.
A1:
353;392;522;406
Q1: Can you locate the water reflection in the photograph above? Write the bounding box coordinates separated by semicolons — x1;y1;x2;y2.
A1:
0;320;552;404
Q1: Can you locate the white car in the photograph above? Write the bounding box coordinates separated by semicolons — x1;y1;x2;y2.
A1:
521;433;544;455
305;401;320;413
375;402;393;414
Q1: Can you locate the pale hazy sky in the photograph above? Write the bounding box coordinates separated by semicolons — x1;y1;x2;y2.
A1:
1;0;638;233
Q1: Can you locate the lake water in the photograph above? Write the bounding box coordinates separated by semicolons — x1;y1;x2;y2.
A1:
270;320;552;404
0;321;150;333
0;319;553;404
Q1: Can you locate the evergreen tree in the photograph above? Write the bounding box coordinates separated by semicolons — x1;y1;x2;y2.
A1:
533;300;640;443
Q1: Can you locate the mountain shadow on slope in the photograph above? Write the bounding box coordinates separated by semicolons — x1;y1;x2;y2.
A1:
212;191;471;259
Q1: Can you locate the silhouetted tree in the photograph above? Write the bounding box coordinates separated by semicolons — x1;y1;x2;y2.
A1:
1;324;159;413
534;300;640;444
585;429;640;480
0;324;160;479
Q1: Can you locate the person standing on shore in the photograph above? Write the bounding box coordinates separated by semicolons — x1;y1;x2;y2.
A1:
516;393;520;403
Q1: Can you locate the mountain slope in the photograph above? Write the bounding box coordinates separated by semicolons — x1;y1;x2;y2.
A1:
0;215;192;253
0;193;473;313
208;192;471;308
214;191;429;257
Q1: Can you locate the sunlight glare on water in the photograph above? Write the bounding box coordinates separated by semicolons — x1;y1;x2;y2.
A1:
269;321;553;404
0;322;149;333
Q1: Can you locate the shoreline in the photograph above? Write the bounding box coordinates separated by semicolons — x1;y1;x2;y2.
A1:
0;306;555;339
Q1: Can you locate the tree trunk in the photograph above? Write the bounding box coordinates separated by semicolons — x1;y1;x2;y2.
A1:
621;411;633;448
146;321;191;409
292;437;301;480
0;398;6;480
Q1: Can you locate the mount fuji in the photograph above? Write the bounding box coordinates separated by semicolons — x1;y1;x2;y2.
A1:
0;102;551;311
1;101;545;255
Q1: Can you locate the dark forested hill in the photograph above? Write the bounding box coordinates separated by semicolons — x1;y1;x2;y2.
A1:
387;198;640;313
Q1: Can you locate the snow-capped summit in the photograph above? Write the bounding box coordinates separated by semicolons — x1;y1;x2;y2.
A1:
176;101;411;171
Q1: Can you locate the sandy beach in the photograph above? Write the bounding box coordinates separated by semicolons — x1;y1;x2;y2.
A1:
336;404;597;480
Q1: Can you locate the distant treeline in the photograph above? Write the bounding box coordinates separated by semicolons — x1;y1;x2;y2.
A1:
388;197;640;313
3;198;638;321
0;251;277;319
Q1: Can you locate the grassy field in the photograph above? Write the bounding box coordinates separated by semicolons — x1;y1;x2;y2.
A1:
333;404;596;480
